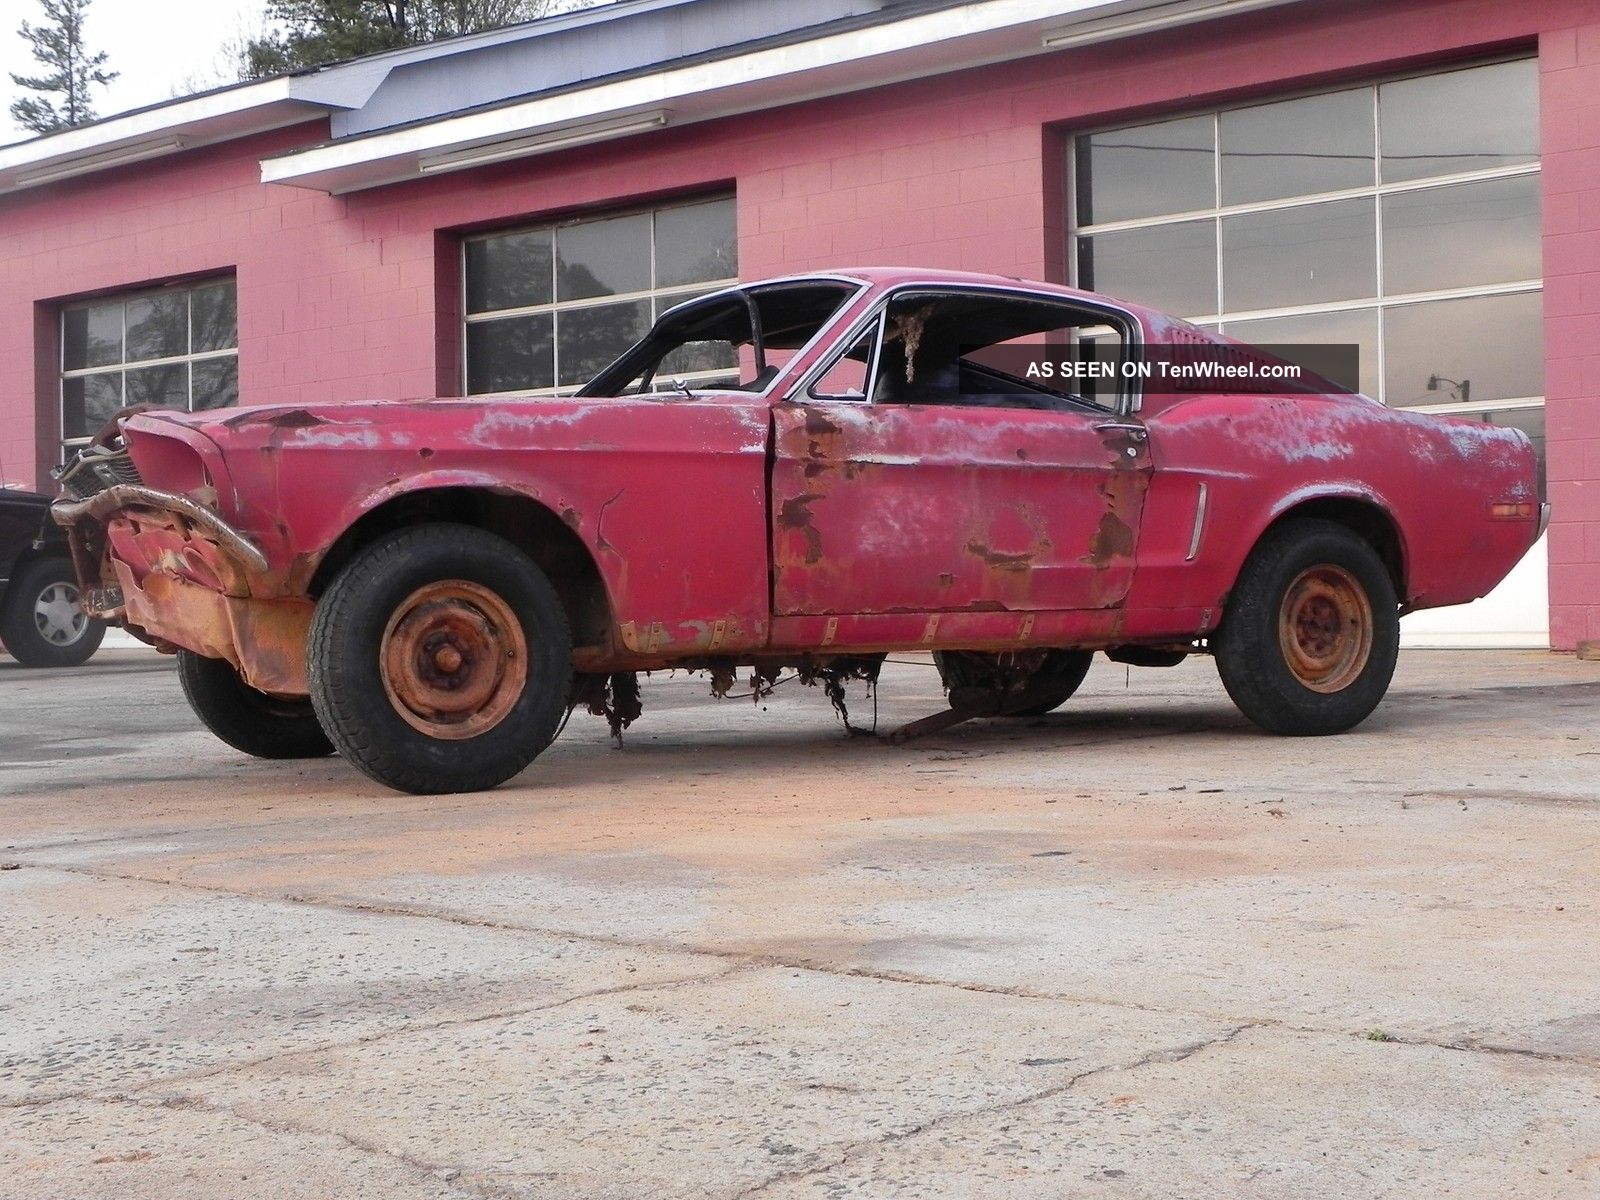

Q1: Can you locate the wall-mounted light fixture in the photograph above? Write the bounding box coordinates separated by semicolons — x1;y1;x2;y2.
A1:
13;136;189;188
1041;0;1289;51
418;111;672;175
1427;374;1471;404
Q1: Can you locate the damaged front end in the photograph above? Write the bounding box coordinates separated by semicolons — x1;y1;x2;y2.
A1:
51;418;312;696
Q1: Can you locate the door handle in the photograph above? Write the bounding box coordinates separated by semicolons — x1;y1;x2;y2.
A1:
1094;422;1148;442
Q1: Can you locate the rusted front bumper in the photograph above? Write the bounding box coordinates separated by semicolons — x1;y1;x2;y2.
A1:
52;485;313;696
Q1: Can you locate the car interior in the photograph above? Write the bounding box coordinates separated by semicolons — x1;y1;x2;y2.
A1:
813;290;1129;413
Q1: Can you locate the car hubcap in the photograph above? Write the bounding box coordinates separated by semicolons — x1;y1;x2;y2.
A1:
380;580;527;739
1278;565;1373;693
34;581;88;646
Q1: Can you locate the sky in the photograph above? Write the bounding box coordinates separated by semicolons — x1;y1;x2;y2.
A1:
0;0;613;144
0;0;274;143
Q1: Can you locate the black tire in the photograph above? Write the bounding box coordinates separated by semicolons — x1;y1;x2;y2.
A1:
933;649;1095;718
0;557;106;668
1216;518;1399;736
308;523;572;795
177;650;335;759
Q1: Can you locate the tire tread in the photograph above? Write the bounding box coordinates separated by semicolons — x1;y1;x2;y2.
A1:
1216;518;1399;736
308;523;571;794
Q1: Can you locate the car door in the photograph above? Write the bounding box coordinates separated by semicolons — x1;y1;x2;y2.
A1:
769;289;1152;618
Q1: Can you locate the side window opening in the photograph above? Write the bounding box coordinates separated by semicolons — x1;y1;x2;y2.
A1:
867;291;1129;412
808;317;880;401
580;281;855;398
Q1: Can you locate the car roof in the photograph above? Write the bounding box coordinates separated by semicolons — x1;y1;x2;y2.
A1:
741;267;1160;322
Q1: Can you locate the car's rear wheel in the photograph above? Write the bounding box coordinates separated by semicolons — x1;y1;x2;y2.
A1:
933;649;1094;717
308;523;572;795
0;557;106;668
1216;518;1399;735
177;650;334;759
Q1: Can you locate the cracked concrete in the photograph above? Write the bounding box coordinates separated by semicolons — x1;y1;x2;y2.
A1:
3;647;1599;1196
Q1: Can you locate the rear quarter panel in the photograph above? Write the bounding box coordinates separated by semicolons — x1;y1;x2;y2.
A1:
1132;393;1539;616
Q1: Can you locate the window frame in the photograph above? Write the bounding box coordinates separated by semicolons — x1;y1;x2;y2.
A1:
797;283;1143;415
58;276;240;452
1068;55;1542;418
576;276;869;400
459;195;739;397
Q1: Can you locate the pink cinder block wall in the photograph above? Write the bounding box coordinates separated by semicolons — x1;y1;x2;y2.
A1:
1;0;1597;644
1540;22;1600;648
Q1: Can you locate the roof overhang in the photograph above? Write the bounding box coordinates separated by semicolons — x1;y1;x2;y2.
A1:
0;69;388;197
262;0;1302;195
0;0;1302;200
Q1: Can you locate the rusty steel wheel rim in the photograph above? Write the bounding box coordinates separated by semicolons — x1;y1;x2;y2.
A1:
1277;564;1374;694
380;580;527;740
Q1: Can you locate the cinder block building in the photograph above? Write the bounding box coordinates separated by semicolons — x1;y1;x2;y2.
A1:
1;0;1595;646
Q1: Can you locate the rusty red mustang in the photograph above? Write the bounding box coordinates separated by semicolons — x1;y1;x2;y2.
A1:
53;269;1543;794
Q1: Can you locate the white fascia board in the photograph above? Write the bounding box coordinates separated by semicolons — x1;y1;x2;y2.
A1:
263;0;1298;194
0;71;383;197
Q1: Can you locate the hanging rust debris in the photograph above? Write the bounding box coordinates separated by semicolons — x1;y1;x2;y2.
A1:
797;656;882;736
572;671;643;745
748;664;784;704
708;660;738;698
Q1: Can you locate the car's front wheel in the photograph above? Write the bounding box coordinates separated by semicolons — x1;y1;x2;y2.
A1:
1215;518;1399;735
308;523;572;795
0;557;106;668
177;650;334;759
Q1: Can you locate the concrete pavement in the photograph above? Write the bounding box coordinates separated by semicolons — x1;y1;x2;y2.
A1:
3;647;1598;1197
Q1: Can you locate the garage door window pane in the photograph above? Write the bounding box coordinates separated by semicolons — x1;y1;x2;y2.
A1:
1225;307;1380;400
125;292;189;363
1382;175;1541;296
124;362;190;408
1383;292;1543;407
1075;115;1214;226
655;199;736;287
556;213;651;301
1078;220;1217;317
466;314;554;393
465;230;553;314
61;374;122;441
557;300;651;386
192;358;239;411
1222;199;1376;312
1221;89;1374;205
62;303;122;370
1380;60;1538;183
191;283;238;353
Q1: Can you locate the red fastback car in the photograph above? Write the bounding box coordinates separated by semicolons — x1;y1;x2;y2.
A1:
54;269;1543;794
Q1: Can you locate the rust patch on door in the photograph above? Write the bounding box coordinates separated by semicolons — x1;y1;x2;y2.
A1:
1082;466;1148;572
778;492;825;564
964;540;1036;572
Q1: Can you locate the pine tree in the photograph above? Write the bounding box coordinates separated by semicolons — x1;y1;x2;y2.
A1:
9;0;117;135
242;0;552;77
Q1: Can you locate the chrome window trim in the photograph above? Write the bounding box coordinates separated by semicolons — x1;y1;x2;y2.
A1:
568;275;871;401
